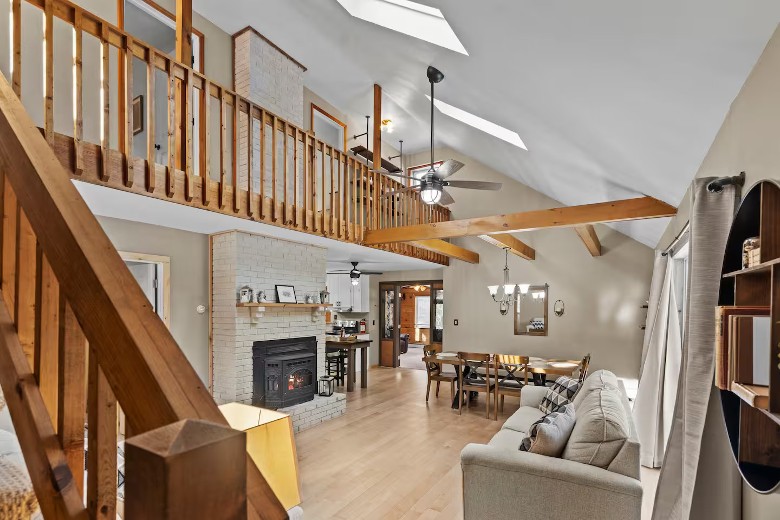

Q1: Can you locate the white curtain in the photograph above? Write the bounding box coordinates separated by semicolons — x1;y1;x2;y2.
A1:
651;178;740;520
634;252;682;468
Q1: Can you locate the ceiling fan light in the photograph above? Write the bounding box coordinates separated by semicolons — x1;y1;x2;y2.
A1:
420;186;442;204
351;277;360;286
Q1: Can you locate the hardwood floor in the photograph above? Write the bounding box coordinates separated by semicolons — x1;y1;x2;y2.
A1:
296;366;658;520
295;366;508;520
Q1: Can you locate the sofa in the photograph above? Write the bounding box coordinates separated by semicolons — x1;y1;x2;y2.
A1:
461;370;642;520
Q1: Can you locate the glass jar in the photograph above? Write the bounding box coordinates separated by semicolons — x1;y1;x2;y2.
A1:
742;237;760;269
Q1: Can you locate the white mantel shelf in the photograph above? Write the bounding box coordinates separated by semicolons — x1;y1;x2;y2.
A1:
237;302;333;322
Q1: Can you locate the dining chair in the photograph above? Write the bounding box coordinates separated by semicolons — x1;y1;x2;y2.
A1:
493;354;530;420
578;353;591;384
423;349;457;402
457;352;495;418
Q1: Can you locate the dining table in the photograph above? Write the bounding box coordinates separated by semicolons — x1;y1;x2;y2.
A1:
423;353;582;409
325;339;372;392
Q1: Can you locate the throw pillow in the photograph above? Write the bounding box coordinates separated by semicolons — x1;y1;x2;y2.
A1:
519;404;576;456
539;376;580;414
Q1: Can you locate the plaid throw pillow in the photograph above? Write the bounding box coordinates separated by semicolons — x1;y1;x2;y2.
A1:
519;404;576;455
539;376;580;414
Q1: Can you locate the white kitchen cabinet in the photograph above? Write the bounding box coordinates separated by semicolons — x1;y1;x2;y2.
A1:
326;274;369;312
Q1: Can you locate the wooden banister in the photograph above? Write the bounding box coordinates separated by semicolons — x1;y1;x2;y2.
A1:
0;67;286;518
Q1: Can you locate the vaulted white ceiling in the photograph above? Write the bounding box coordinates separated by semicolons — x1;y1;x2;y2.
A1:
196;0;780;246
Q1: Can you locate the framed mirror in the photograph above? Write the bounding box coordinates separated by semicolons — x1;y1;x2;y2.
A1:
514;284;549;336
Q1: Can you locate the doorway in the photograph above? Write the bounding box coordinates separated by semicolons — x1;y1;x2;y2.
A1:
379;280;443;369
120;251;170;326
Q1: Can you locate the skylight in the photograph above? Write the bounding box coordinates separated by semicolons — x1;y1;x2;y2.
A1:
335;0;468;55
427;95;527;150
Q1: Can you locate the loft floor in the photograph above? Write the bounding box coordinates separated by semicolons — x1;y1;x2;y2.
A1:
294;366;659;520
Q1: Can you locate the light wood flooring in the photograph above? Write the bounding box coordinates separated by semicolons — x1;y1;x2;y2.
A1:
295;366;658;520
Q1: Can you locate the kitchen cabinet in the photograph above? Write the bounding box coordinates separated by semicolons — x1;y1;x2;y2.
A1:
325;274;369;312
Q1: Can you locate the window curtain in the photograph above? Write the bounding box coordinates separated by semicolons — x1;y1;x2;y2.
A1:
651;178;739;520
633;252;682;468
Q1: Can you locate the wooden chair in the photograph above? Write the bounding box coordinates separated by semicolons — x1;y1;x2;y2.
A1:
423;349;457;402
493;354;530;420
578;353;591;384
457;352;495;418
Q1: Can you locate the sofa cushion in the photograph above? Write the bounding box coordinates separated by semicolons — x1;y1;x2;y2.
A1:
539;376;580;414
520;404;575;457
562;384;630;469
502;406;546;434
572;370;619;410
488;428;526;451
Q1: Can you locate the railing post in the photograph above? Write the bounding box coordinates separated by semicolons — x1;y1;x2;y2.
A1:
125;419;247;520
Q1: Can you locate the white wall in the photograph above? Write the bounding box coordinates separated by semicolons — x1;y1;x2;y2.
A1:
656;23;780;520
97;216;210;383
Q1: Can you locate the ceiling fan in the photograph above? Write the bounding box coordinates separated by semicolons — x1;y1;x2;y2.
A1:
327;262;384;286
378;66;502;206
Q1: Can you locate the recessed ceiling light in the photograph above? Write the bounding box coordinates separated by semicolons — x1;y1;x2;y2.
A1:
427;95;527;150
335;0;468;55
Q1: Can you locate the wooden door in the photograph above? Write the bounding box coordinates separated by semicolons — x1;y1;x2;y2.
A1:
379;283;399;367
430;281;444;353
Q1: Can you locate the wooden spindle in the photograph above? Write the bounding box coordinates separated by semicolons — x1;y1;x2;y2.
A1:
259;109;266;220
247;107;254;217
184;68;194;201
124;36;135;188
293;128;298;227
283;122;288;223
15;211;37;368
73;11;84;175
11;0;21;96
166;60;176;197
58;296;87;495
329;147;335;236
146;51;156;193
34;251;59;424
230;96;238;212
86;352;118;520
43;0;53;141
2;182;18;320
320;143;326;233
202;81;211;205
271;116;278;222
100;24;110;182
339;152;346;239
218;88;227;210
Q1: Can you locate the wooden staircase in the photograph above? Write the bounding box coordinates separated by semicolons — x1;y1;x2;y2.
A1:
0;61;286;519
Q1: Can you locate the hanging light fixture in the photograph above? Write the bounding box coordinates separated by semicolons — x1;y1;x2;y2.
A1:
488;248;519;315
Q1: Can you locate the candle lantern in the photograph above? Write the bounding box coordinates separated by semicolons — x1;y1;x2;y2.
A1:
318;375;336;397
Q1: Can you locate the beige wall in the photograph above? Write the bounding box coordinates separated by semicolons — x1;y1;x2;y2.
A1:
369;148;655;379
655;23;780;520
97;217;210;383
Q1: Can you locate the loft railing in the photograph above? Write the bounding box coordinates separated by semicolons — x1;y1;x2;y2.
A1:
0;63;285;520
7;0;450;265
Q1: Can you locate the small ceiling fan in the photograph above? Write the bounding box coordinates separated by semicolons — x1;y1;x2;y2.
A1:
327;262;384;286
378;66;502;206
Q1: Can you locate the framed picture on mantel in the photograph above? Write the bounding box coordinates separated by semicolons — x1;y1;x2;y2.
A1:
276;285;297;304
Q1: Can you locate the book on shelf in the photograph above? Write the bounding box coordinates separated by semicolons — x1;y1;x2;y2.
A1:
730;315;770;386
715;306;769;390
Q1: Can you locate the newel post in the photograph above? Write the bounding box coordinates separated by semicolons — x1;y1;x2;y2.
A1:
125;419;247;520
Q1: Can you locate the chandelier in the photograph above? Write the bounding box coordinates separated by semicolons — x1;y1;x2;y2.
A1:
487;248;530;315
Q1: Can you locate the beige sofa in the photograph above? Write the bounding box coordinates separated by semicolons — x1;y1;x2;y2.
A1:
461;370;642;520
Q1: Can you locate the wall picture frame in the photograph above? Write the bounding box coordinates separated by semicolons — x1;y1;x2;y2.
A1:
132;95;144;135
275;285;297;304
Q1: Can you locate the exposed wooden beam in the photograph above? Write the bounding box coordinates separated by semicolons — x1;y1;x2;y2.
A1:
363;196;676;245
410;239;479;264
479;234;535;261
175;0;193;64
575;225;602;256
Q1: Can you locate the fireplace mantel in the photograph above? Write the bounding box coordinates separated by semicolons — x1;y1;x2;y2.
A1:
237;302;333;322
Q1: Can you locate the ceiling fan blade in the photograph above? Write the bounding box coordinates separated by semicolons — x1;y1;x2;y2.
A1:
444;180;502;191
434;159;465;179
371;170;415;181
438;189;455;206
360;271;384;275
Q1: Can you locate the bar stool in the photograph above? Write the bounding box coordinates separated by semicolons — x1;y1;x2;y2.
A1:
326;349;347;385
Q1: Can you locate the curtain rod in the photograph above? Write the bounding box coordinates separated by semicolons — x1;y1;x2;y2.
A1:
707;171;745;193
661;222;690;257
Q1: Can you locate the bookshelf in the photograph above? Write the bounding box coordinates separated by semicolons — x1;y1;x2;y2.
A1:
718;180;780;493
